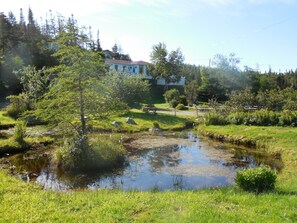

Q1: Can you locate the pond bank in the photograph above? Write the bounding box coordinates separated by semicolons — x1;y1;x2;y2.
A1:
0;126;297;222
1;131;283;191
198;125;297;192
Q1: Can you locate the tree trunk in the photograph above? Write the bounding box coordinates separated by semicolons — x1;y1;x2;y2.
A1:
79;77;86;136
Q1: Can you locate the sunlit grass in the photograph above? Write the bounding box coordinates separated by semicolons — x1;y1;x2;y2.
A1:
0;170;296;222
0;111;16;127
0;123;297;222
198;125;297;192
90;109;190;132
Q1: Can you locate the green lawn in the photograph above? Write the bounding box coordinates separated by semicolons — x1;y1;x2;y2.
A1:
0;111;16;127
0;171;297;222
0;136;54;155
0;125;297;222
198;125;297;192
90;109;191;132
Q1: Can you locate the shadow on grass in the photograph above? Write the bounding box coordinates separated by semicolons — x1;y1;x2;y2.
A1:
121;111;187;124
274;190;297;196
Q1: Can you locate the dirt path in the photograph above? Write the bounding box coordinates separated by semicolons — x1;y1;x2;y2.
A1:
156;108;203;117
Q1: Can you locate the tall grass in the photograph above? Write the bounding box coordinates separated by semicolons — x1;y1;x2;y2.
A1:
54;135;126;171
205;110;297;127
14;121;27;144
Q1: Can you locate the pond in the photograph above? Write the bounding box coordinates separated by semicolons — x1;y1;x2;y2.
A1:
0;132;282;191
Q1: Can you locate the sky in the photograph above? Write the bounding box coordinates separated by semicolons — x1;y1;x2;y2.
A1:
1;0;297;72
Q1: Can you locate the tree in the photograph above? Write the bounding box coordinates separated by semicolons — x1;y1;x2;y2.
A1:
102;73;150;107
184;80;199;105
225;88;257;112
197;67;226;101
150;42;184;87
17;65;49;109
112;43;118;54
34;26;126;158
0;13;10;54
163;88;180;108
212;53;240;71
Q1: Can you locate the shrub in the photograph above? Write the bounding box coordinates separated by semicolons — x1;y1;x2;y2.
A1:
176;103;188;110
235;166;277;193
54;135;126;171
54;135;90;171
14;121;27;144
169;99;179;108
89;138;126;170
249;110;279;126
153;122;160;128
179;95;188;106
204;112;227;125
279;111;297;127
227;112;246;125
163;89;180;103
141;104;149;113
6;93;29;117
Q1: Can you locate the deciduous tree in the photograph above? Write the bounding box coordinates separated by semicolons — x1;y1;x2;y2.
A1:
150;42;184;87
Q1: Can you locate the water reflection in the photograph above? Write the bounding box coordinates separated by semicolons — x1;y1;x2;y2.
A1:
1;133;283;191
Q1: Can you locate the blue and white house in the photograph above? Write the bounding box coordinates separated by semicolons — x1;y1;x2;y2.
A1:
105;59;185;86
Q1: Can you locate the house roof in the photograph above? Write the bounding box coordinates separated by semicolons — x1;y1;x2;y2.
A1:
132;61;149;65
105;59;149;65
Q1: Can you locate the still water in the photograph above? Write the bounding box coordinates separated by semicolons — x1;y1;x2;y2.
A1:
2;133;282;191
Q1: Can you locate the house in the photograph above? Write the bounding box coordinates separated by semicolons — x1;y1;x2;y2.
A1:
105;59;185;86
103;50;114;59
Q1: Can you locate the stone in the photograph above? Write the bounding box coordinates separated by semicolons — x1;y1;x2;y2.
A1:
149;128;161;133
112;121;122;127
125;117;136;124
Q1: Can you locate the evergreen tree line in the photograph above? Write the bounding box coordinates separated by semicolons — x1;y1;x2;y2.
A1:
183;54;297;103
1;8;296;104
0;8;103;96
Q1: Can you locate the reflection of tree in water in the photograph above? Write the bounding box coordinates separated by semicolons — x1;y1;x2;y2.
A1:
146;145;182;172
172;175;184;190
225;148;283;171
9;152;50;176
53;167;127;189
127;145;183;173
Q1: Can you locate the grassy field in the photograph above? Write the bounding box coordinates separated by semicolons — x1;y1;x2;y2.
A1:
90;109;192;132
0;170;297;222
1;114;297;221
0;111;16;127
198;125;297;192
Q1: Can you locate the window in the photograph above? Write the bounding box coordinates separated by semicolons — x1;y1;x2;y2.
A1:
114;65;118;71
139;65;143;74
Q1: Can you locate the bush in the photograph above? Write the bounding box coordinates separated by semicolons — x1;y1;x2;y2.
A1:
248;110;279;126
279;111;297;127
176;103;188;110
6;93;29;117
54;135;126;171
89;138;126;170
153;122;160;128
227;112;246;125
179;95;188;106
169;99;179;108
235;166;277;193
227;110;297;126
163;89;180;103
14;121;27;144
204;112;227;125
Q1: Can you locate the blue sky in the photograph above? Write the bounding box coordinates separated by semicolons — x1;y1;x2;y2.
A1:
1;0;297;72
